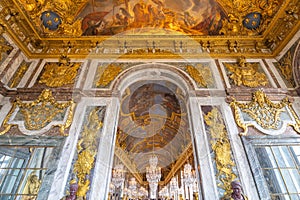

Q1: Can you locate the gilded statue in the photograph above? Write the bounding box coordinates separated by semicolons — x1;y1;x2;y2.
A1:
61;180;80;200
39;56;80;87
23;173;41;200
225;57;268;87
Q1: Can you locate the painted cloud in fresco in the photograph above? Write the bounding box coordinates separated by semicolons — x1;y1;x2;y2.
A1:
79;0;226;36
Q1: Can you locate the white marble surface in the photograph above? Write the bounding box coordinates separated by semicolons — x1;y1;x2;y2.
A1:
0;34;18;76
264;58;288;89
188;97;218;200
222;102;260;200
90;97;120;200
47;97;113;200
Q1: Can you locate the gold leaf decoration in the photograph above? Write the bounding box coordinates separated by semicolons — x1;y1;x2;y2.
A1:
224;57;268;87
39;58;80;87
204;107;236;199
230;90;300;135
185;64;214;88
0;89;75;136
71;107;104;199
95;63;123;87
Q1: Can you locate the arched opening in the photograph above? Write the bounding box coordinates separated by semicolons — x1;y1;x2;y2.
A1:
109;65;200;199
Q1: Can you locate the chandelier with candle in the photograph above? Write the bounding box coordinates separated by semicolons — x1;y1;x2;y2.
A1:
183;163;196;186
111;164;125;188
146;154;161;199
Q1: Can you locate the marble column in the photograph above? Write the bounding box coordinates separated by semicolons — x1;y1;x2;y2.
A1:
187;97;218;200
89;97;120;200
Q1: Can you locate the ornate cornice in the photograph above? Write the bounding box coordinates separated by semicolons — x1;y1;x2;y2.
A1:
0;0;299;58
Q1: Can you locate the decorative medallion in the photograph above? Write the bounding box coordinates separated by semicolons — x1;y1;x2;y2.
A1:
230;90;300;135
0;89;75;136
224;57;268;87
41;11;62;31
243;12;262;30
38;56;81;87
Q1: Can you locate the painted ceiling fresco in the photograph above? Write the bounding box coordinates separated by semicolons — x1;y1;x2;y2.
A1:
79;0;225;36
15;0;286;37
1;0;299;57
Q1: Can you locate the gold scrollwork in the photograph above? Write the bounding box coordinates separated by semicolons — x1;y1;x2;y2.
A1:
0;89;75;136
72;107;104;199
204;107;236;199
230;90;300;135
224;57;268;87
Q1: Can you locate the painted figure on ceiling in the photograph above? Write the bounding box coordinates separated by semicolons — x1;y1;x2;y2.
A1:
80;0;226;36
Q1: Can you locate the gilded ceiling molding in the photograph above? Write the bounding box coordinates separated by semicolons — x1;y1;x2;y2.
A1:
0;89;75;136
0;0;299;58
0;24;13;62
230;90;300;136
204;107;236;199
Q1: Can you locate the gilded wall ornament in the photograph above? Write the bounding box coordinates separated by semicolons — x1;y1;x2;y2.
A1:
185;64;214;88
0;89;75;136
0;36;13;62
276;50;295;87
70;107;105;199
95;63;123;87
9;61;30;88
230;90;300;135
38;58;80;87
204;107;236;199
224;57;268;87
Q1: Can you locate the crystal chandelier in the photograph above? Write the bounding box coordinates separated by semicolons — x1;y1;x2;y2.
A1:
181;163;197;200
111;164;125;188
128;177;138;199
183;163;196;186
159;186;169;198
146;155;161;199
169;176;179;196
138;186;148;198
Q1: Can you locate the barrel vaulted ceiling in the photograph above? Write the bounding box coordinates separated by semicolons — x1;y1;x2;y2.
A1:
0;0;299;58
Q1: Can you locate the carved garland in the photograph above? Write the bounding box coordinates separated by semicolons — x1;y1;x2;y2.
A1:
0;89;75;136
